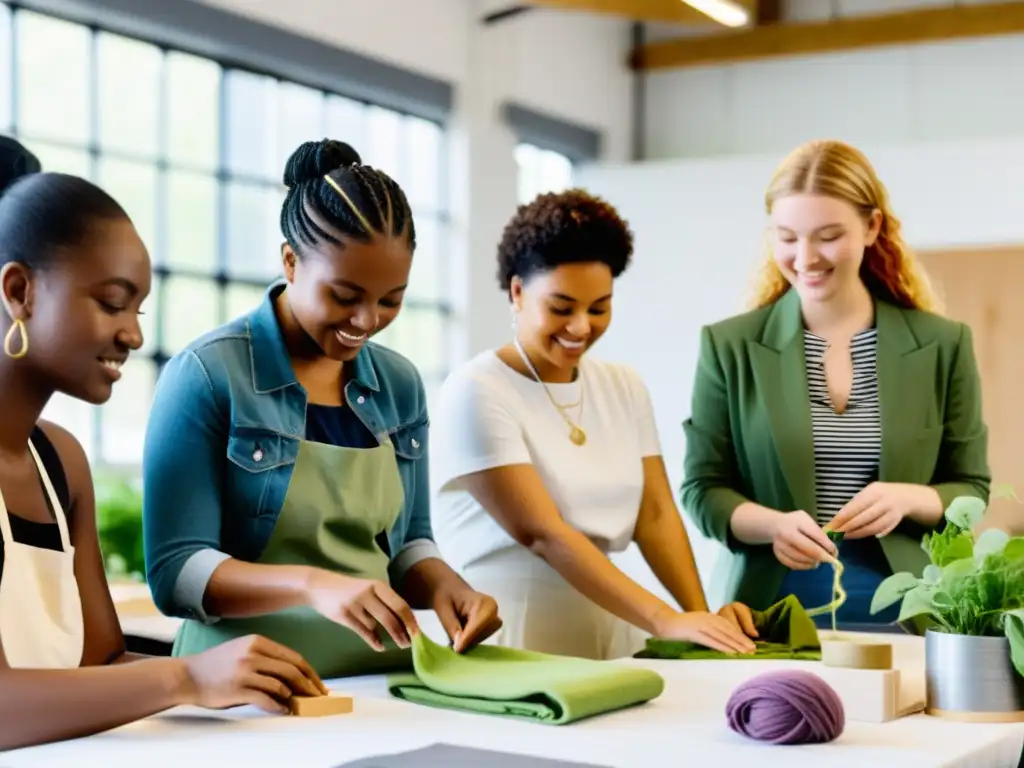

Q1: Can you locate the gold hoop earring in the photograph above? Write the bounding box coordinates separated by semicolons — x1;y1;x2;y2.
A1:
4;319;28;359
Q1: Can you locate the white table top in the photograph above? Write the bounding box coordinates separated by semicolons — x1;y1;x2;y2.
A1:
7;629;1024;768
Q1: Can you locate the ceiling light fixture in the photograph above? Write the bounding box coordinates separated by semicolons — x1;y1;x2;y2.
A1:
682;0;750;27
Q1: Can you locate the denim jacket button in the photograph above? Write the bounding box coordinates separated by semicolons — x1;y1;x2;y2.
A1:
411;438;420;448
253;448;263;462
357;396;366;404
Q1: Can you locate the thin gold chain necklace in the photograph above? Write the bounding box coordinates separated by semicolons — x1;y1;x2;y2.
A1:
513;339;587;446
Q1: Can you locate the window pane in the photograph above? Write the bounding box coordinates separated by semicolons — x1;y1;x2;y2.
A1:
364;106;401;173
325;95;366;154
99;359;156;465
540;149;573;193
411;306;447;378
16;11;90;144
276;83;323;172
166;52;220;170
225;70;277;180
226;182;285;281
403;118;442;211
515;143;540;204
225;283;268;322
407;212;441;302
166;170;218;272
421;373;445;421
139;274;161;356
0;5;11;133
161;276;220;355
96;158;158;255
97;32;161;157
24;140;90;177
375;306;447;379
41;393;94;461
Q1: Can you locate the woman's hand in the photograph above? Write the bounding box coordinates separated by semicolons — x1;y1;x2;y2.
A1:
432;584;503;653
770;510;837;570
304;569;419;651
653;608;757;654
717;601;760;638
828;482;942;538
180;634;328;713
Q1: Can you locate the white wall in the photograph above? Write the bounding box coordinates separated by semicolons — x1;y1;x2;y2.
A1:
198;0;635;358
643;0;1024;160
600;0;1024;603
575;137;1024;604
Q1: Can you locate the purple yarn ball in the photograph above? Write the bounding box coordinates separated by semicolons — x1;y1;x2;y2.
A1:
725;670;845;745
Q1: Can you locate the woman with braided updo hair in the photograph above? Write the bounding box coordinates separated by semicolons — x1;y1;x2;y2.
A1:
142;139;501;679
429;188;759;660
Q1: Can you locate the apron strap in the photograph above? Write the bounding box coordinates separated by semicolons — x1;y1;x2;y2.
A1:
0;475;12;545
27;439;72;552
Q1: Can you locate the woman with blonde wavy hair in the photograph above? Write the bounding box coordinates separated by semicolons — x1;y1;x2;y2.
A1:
680;139;990;631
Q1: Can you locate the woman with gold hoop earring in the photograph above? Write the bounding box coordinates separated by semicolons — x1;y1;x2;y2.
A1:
0;136;330;751
430;189;758;660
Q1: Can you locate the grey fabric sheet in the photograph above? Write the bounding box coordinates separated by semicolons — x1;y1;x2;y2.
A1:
334;743;611;767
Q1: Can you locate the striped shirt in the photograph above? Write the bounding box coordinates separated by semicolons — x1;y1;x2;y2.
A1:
805;328;881;526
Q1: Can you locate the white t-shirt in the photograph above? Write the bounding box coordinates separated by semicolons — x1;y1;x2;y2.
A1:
430;350;662;573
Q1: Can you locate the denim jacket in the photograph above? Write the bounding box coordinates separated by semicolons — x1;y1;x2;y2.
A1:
142;284;439;623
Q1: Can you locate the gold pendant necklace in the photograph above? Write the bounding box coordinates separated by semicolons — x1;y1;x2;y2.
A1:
569;426;587;446
513;339;587;446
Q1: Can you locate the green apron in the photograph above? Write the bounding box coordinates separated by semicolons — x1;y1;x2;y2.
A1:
172;436;413;678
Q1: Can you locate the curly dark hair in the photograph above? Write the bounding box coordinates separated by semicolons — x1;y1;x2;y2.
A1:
496;188;633;293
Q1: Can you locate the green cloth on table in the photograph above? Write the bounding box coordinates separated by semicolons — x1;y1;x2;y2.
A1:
386;633;665;725
634;595;822;661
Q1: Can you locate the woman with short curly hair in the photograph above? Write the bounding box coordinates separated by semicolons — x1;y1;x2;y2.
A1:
429;189;758;660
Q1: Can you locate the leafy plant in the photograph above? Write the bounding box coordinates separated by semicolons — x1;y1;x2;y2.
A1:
93;472;145;582
870;490;1024;677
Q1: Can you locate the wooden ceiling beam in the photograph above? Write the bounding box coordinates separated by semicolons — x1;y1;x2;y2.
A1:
631;1;1024;69
526;0;758;27
755;0;781;25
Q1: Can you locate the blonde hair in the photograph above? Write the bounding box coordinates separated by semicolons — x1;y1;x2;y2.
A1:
751;139;941;313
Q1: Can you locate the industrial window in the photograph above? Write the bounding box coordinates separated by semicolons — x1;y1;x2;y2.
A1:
0;3;452;466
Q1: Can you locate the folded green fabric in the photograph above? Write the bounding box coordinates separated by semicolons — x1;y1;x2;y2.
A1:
386;633;665;725
634;595;822;661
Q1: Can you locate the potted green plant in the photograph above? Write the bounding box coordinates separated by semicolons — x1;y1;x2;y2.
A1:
93;471;146;582
871;491;1024;722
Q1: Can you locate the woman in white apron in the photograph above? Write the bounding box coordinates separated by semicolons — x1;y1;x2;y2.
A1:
430;189;760;660
141;139;501;678
0;138;325;752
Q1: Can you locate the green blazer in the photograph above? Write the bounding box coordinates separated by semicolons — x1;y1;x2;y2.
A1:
681;288;990;611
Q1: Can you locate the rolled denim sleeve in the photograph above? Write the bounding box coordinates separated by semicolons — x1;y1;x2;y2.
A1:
388;377;442;583
142;348;230;623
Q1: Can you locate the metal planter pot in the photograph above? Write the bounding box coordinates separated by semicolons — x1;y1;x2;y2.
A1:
925;629;1024;722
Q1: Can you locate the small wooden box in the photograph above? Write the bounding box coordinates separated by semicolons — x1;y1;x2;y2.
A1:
288;694;354;717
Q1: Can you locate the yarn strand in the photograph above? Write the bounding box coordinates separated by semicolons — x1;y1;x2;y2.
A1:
804;556;847;631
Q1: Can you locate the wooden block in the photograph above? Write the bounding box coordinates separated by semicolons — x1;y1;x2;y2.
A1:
819;666;901;722
288;694;354;717
821;639;893;670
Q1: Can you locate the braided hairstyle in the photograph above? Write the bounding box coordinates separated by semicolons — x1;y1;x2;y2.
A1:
280;139;415;258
